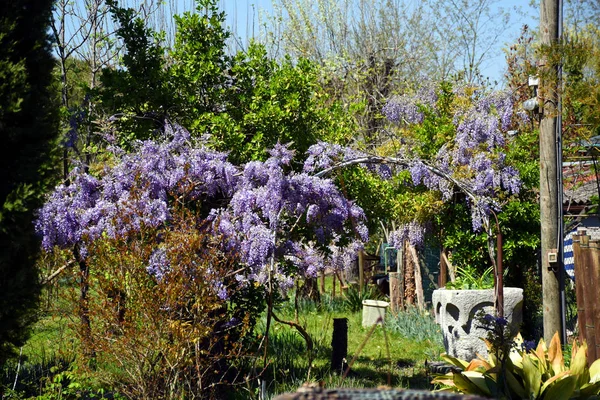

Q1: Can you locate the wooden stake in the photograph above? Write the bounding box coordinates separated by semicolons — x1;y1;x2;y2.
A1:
358;251;364;293
389;272;400;314
332;273;336;297
319;271;325;294
409;244;425;311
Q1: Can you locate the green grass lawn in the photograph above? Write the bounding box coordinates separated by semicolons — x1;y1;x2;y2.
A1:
257;290;444;398
2;282;445;399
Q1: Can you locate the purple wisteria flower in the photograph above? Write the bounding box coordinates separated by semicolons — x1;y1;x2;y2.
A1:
382;84;438;125
38;125;370;293
147;247;170;281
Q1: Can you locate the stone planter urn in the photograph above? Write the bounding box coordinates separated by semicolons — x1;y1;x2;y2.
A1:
432;287;523;361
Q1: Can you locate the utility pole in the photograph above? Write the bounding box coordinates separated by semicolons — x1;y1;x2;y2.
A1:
539;0;563;342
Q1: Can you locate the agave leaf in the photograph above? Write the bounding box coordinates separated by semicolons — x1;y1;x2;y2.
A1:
536;338;548;360
571;341;590;387
463;371;493;396
452;372;488;396
590;358;600;383
542;374;576;400
441;353;469;370
581;381;600;397
431;374;456;387
548;332;565;375
483;338;494;351
529;350;548;376
505;368;527;399
523;353;542;398
572;341;580;367
540;370;570;393
510;350;524;369
467;358;491;372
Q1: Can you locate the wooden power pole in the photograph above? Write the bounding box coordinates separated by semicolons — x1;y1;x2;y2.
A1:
539;0;563;342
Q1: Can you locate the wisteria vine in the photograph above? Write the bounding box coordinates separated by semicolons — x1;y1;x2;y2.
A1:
36;123;368;298
304;84;522;261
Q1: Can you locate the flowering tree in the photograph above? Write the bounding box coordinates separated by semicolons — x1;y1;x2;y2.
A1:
35;121;369;388
302;82;524;285
37;122;368;296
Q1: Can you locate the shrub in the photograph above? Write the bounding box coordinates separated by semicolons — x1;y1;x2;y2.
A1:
75;207;257;399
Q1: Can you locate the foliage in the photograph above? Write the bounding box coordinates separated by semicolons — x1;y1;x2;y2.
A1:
97;0;171;144
75;208;254;398
433;330;600;399
304;81;524;269
0;0;59;366
96;0;354;164
445;266;495;290
386;307;443;346
37;125;367;290
268;0;516;143
343;285;385;313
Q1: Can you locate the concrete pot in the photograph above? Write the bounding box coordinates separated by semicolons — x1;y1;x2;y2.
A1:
432;287;523;361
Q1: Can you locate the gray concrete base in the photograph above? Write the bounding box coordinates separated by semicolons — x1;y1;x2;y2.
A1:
432;287;523;361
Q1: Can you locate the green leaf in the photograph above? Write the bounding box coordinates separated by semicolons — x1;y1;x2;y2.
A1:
590;358;600;384
523;354;542;398
542;375;576;400
452;372;488;396
505;369;527;399
571;341;590;387
463;371;493;396
441;353;469;370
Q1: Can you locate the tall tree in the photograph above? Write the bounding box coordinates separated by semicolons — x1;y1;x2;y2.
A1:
267;0;516;146
0;0;59;365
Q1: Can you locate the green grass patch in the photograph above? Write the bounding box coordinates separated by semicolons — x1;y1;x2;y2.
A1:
3;285;445;399
256;294;444;398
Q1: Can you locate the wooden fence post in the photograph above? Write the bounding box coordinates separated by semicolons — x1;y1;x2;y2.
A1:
590;239;600;363
409;244;425;311
439;247;447;288
331;318;348;373
319;271;325;294
573;232;587;347
578;234;596;363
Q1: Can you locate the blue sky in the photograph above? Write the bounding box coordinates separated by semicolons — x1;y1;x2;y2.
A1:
218;0;540;85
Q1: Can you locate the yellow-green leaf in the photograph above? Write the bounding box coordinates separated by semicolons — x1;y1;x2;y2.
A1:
581;381;600;397
467;358;491;372
571;341;589;387
523;353;542;398
453;372;487;396
548;332;565;375
441;353;469;370
542;375;576;400
540;370;570;393
463;371;493;396
590;358;600;383
505;369;527;399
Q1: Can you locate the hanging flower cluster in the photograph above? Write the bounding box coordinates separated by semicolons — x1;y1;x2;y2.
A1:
306;83;522;241
36;124;368;297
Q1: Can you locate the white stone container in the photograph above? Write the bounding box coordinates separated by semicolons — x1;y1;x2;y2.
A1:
432;287;523;361
362;299;389;327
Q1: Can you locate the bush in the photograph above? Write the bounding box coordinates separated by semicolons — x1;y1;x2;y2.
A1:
72;208;259;399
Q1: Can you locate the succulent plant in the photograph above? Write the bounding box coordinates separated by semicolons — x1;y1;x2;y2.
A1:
432;332;600;399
